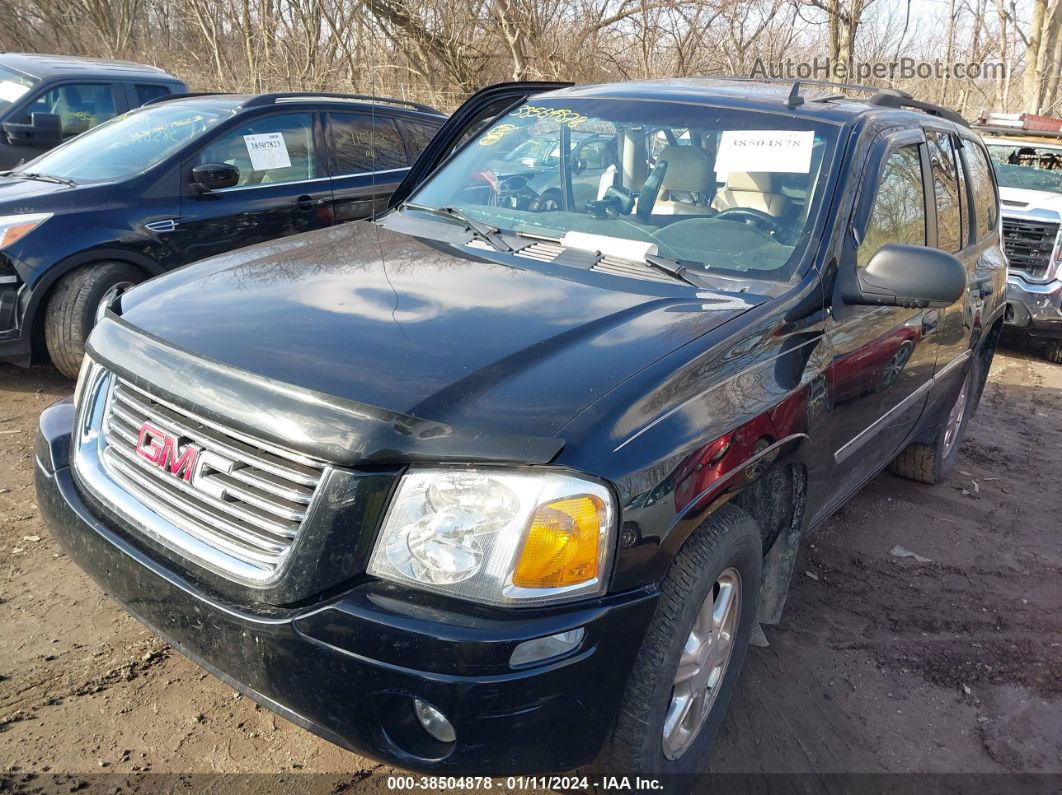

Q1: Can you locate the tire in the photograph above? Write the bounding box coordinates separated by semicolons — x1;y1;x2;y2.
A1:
1045;339;1062;364
598;503;761;776
44;262;144;379
888;360;975;485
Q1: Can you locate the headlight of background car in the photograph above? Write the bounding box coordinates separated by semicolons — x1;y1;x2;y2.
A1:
0;213;52;250
367;467;615;606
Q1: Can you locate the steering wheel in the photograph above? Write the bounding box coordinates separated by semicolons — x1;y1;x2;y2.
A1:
712;207;783;236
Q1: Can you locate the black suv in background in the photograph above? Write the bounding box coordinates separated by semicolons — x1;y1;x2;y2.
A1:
0;91;444;376
37;80;1005;776
0;53;185;168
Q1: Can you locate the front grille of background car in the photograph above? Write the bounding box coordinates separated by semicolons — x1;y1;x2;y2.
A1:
98;376;327;576
1001;218;1059;279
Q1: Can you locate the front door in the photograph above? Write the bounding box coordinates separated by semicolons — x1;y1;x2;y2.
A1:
923;129;978;386
388;81;572;209
826;129;940;493
175;111;333;265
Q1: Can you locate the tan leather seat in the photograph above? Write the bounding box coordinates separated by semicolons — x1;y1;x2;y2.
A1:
712;171;790;217
643;145;716;216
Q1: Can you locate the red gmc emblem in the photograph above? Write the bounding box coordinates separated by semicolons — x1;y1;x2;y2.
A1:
135;422;200;482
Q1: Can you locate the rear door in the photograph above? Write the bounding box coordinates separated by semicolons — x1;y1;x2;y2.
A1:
387;81;571;209
175;110;332;265
325;111;411;222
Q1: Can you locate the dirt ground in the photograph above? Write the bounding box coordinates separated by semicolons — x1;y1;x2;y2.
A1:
0;339;1060;790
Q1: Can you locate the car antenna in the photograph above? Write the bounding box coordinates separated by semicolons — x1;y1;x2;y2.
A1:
786;81;804;109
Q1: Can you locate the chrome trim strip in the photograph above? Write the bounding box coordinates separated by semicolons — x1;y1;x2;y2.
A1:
833;349;972;465
212;176;331;194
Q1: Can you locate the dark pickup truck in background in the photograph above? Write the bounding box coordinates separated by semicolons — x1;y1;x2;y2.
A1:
36;79;1006;776
0;53;185;169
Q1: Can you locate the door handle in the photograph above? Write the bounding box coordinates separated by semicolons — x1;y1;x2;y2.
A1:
295;194;325;211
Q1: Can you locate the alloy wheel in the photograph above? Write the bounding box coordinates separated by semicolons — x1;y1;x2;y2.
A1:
662;567;741;760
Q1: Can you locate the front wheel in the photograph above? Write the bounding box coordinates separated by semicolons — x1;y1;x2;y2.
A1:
599;504;761;775
44;262;144;379
1045;339;1062;364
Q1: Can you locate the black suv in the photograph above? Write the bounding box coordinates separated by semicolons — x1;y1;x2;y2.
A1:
36;80;1006;776
0;53;185;169
0;91;444;376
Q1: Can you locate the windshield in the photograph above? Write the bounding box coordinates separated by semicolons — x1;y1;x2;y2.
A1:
986;142;1062;194
18;104;232;183
0;65;38;114
409;98;839;281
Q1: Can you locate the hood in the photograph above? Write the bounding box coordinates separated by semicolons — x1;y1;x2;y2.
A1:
998;186;1062;216
114;220;756;447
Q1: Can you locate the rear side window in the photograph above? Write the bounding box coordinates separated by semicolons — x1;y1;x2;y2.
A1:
328;113;408;175
22;83;117;137
858;144;927;266
135;84;171;105
402;120;440;159
927;132;963;252
965;143;999;239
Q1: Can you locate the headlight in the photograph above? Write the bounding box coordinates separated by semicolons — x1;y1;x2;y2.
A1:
367;467;615;606
0;213;51;250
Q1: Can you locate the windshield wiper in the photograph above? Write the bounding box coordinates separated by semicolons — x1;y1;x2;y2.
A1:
403;203;514;253
3;171;77;187
645;253;698;286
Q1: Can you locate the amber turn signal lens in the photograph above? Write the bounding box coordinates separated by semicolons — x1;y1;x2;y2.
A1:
512;495;605;589
0;222;42;249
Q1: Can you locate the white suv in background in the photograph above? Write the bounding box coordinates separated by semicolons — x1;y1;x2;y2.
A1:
977;113;1062;363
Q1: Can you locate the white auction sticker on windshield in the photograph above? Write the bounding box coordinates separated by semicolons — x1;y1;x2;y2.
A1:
717;130;814;173
0;81;29;104
243;132;291;170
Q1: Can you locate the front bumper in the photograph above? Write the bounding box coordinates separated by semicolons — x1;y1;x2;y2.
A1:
0;280;31;366
35;400;656;774
1004;274;1062;338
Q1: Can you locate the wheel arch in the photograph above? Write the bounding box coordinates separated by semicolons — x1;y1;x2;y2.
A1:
26;248;162;360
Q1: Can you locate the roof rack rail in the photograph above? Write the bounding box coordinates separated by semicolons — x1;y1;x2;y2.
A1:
242;92;440;114
866;88;969;127
707;75;884;95
141;91;235;106
704;76;970;127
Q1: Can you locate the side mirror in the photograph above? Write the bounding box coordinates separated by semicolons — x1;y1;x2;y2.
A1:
2;112;63;148
841;243;966;308
191;163;239;193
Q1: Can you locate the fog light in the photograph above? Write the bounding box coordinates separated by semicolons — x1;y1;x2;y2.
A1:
510;628;585;667
413;698;455;743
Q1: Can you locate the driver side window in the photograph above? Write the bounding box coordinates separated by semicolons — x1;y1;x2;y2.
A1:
858;144;926;266
21;83;118;138
197;113;316;188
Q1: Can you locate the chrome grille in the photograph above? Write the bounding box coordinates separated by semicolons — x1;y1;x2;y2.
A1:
75;366;328;582
1001;217;1059;279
